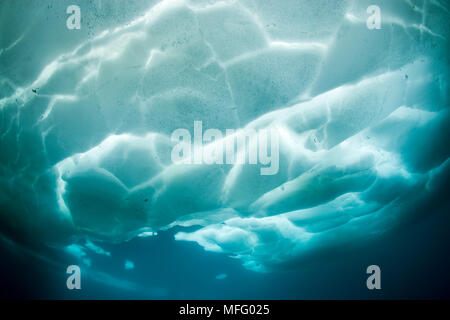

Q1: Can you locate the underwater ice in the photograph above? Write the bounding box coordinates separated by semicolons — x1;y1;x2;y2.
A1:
0;0;449;271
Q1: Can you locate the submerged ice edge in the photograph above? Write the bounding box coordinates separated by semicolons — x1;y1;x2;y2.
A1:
0;0;449;272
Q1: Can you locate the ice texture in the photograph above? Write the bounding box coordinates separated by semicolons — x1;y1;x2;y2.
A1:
0;0;449;271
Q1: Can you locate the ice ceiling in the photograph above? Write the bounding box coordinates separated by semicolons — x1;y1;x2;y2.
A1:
0;0;449;272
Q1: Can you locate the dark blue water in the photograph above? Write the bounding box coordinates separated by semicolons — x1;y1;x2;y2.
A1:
1;199;449;299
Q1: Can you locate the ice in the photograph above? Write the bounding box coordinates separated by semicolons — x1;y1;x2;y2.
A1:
0;0;449;271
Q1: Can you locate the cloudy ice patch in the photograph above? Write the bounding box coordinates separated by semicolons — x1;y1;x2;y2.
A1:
65;244;92;266
0;0;449;272
125;260;135;270
138;230;158;238
215;273;228;280
65;240;112;266
85;240;111;257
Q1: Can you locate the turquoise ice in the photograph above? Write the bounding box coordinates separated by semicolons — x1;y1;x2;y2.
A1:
0;0;449;272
